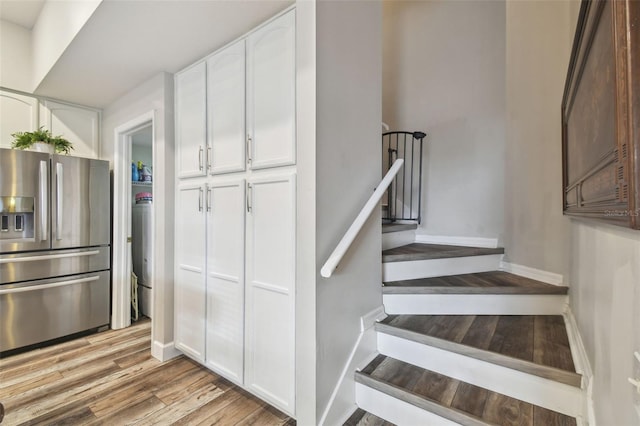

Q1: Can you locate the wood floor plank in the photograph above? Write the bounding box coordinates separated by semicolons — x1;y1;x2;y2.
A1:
461;316;500;350
382;243;504;262
482;391;533;426
0;318;293;426
344;409;396;426
533;316;576;372
533;406;577;426
488;316;535;362
450;382;489;418
411;368;460;407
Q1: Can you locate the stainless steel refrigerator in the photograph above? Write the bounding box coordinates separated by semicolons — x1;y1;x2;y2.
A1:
0;148;111;353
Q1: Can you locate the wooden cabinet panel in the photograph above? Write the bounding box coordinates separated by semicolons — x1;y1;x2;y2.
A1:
0;91;38;149
175;183;207;361
562;0;640;228
205;180;245;383
40;100;99;159
207;40;246;175
176;62;207;178
245;172;295;414
247;10;296;170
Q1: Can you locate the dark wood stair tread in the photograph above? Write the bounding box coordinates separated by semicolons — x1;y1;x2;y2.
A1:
356;355;577;426
376;315;581;387
383;271;569;295
381;223;418;234
382;243;504;263
344;408;396;426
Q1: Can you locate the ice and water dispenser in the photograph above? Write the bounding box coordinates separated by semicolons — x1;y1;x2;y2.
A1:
0;196;35;241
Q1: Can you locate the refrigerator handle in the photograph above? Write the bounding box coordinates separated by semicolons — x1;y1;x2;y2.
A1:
39;160;48;241
56;163;63;241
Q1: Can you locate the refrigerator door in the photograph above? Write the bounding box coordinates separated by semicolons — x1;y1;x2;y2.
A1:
0;271;110;353
51;155;110;249
0;148;51;254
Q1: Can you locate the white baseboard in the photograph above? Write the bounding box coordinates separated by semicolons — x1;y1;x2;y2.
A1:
151;340;182;362
355;383;459;426
499;261;564;286
383;294;568;315
318;306;386;426
415;234;499;249
564;306;595;425
377;332;583;417
383;254;502;282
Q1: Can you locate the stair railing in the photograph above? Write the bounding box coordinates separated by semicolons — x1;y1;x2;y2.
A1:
321;159;405;278
382;131;426;223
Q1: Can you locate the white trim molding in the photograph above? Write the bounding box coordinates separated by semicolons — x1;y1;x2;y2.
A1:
383;255;503;282
415;234;499;249
318;306;386;426
564;306;595;426
499;261;564;286
151;340;182;362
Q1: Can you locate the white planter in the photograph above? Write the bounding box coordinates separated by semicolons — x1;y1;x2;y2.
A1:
30;142;55;154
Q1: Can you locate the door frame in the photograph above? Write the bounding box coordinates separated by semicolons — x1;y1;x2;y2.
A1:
112;110;155;330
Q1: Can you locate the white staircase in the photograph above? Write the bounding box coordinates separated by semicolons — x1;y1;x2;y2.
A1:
347;227;585;426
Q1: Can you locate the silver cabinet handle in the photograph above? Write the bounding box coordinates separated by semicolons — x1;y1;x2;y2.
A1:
207;146;212;172
0;275;100;295
56;163;63;241
198;146;204;171
39;160;48;241
246;134;252;164
206;186;212;212
198;187;203;212
0;250;100;264
246;183;252;213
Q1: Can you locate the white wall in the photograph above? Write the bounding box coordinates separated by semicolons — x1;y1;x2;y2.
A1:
506;1;640;424
383;0;505;241
0;20;32;91
315;0;382;423
31;0;102;90
101;72;175;352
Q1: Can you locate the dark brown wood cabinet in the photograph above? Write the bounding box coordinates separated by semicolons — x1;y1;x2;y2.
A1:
562;0;640;229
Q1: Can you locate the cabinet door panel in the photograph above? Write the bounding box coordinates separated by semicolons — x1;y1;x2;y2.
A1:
0;91;38;149
40;100;99;159
247;10;296;170
206;180;245;383
175;183;206;361
245;173;295;414
176;62;207;178
208;41;246;175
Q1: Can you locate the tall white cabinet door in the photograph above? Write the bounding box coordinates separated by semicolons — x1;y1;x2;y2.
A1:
174;183;207;361
246;10;296;170
40;100;99;158
176;62;207;178
245;173;296;415
0;91;38;149
207;40;246;175
205;180;245;383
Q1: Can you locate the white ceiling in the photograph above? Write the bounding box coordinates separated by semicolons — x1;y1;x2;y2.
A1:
0;0;45;29
34;0;292;108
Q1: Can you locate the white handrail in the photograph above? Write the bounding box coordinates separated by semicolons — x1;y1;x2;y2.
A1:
321;158;404;278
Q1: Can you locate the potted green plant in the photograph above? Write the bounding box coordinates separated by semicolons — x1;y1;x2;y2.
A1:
11;127;74;155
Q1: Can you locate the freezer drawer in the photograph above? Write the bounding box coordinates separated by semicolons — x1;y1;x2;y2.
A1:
0;271;110;353
0;246;109;285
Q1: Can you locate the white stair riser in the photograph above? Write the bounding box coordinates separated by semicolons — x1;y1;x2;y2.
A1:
383;255;502;281
383;294;568;315
377;333;583;417
356;382;459;426
382;230;416;251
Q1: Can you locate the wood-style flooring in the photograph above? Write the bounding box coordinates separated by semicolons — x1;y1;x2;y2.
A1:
383;271;569;294
356;355;577;426
382;243;504;263
0;319;294;425
344;408;395;426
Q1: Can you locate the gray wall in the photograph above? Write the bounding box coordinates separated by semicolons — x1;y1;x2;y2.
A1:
505;1;640;424
383;0;506;241
315;0;382;422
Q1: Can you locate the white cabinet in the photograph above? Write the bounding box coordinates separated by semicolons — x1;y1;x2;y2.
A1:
176;62;207;178
207;40;246;175
247;10;296;169
0;91;39;149
245;173;296;412
174;183;207;361
205;179;245;383
40;100;100;158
